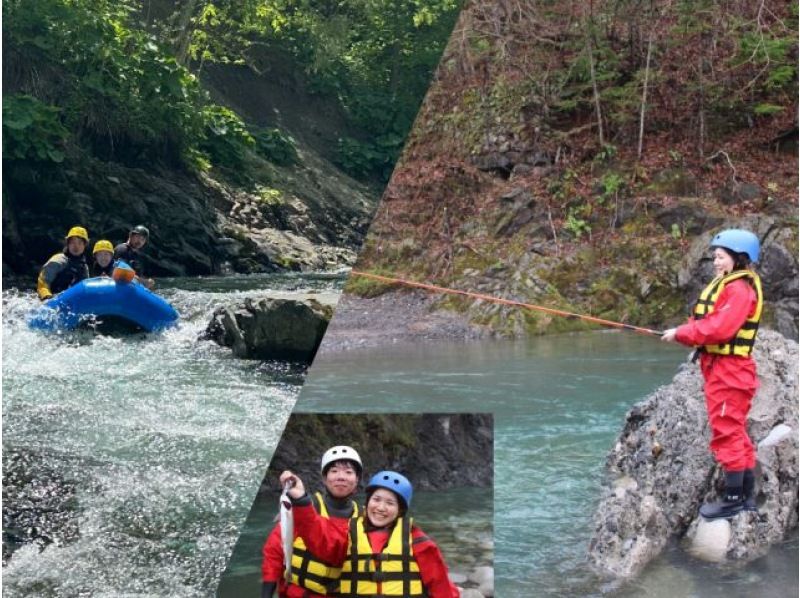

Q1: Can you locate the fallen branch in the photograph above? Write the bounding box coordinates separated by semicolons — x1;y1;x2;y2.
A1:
706;150;740;183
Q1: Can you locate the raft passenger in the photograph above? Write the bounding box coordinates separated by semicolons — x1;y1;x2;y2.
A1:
91;240;115;277
281;469;459;598
37;226;90;301
262;446;363;598
114;225;154;288
662;229;763;519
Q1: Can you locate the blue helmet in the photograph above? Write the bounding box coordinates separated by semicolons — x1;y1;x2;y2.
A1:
366;471;413;509
710;229;760;263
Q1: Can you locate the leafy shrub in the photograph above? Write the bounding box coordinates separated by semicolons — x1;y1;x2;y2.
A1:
2;95;69;162
599;172;625;203
253;128;298;166
564;207;592;238
198;105;255;169
336;136;400;180
5;0;204;165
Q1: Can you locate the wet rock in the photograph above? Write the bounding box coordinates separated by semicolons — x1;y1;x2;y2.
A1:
317;291;489;353
204;297;333;363
468;566;493;586
587;329;798;582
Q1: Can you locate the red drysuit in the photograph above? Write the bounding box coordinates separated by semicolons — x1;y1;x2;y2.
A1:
262;515;351;598
293;503;460;598
675;278;759;471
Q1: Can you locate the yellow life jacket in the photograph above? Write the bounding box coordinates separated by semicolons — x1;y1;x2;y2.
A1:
692;269;763;357
290;492;359;595
339;517;425;597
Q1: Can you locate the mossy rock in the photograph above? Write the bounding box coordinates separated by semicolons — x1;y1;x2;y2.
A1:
646;168;699;197
344;268;398;298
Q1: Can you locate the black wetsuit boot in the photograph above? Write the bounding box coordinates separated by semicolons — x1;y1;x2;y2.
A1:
700;470;745;519
742;468;757;512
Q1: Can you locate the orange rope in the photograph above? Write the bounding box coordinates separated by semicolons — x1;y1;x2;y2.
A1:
350;270;664;337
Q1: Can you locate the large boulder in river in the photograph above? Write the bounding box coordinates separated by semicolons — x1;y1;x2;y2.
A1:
204;297;333;362
587;329;798;582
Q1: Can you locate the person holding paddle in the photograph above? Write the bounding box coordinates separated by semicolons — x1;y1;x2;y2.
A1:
662;229;763;519
262;446;362;598
280;469;459;598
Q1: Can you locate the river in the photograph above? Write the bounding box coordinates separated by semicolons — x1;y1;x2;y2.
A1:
1;273;342;597
295;332;799;597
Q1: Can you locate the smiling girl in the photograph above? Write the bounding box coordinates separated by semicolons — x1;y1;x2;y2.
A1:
662;229;763;519
280;470;460;597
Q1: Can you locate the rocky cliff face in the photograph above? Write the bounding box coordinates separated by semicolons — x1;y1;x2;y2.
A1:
3;135;376;279
260;414;494;495
587;329;798;583
348;1;798;341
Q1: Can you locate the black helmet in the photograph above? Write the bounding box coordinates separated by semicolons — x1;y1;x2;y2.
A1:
131;225;150;239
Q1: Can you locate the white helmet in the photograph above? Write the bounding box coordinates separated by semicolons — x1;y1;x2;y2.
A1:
320;445;362;476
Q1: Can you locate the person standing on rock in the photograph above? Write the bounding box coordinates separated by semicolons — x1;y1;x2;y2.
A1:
662;229;763;519
36;226;91;301
114;225;154;289
280;469;460;598
261;446;363;598
91;240;115;277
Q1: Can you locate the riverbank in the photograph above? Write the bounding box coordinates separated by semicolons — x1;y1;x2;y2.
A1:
317;290;488;353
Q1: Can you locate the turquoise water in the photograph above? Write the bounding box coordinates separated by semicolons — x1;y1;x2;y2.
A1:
2;274;341;597
295;332;799;596
217;486;493;596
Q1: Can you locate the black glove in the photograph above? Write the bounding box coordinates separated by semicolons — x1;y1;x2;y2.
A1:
261;581;277;598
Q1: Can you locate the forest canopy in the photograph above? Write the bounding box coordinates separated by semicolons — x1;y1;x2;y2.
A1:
3;0;461;180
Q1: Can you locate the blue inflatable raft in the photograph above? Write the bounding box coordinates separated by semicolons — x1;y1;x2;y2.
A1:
27;277;179;332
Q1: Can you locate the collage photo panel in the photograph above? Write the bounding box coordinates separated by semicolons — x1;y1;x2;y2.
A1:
2;0;798;597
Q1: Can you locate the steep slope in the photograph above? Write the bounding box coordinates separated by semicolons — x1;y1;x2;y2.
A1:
350;0;798;338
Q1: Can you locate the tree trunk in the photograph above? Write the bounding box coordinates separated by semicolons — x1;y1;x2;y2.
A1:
172;0;202;67
584;10;605;146
637;33;654;160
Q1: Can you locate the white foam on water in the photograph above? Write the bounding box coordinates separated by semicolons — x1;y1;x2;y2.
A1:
2;278;327;596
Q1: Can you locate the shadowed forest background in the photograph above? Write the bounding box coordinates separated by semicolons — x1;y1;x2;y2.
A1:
3;0;461;276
